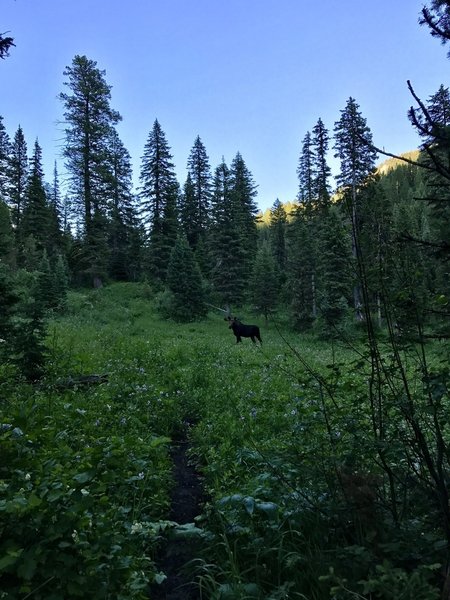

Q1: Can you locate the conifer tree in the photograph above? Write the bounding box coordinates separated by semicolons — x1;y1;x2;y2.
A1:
60;55;121;227
0;200;14;267
209;158;245;303
164;234;207;322
316;206;353;336
179;172;197;248
334;97;378;313
311;118;332;211
139;120;179;281
269;198;287;287
8;125;28;230
250;240;278;323
0;116;11;205
186;135;212;250
19;140;52;260
229;152;259;300
297;131;314;205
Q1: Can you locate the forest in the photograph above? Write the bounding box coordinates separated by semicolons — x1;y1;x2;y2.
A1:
0;2;449;599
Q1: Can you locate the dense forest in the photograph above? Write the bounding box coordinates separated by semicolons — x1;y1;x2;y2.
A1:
0;2;449;599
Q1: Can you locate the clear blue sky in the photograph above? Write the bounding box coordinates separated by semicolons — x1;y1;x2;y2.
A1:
1;0;449;211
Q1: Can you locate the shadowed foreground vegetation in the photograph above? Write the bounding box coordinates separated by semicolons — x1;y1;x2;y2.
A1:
0;282;448;599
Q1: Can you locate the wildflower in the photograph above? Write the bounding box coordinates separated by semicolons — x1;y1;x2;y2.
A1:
137;471;145;480
131;522;143;534
71;530;79;543
25;473;31;481
81;488;90;496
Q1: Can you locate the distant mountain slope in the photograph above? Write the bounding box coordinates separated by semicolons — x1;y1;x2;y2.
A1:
376;150;420;176
257;151;420;226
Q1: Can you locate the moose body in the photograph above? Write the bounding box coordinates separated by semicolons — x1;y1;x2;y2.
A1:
228;317;262;344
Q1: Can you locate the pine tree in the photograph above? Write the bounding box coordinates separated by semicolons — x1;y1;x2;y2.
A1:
316;206;353;336
164;234;207;322
269;198;287;287
60;55;121;285
19;140;52;261
138;119;179;281
250;240;278;323
229;152;259;301
209;158;245;303
186;135;212;250
0;116;11;205
8;125;28;230
297;131;315;206
334;97;378;314
311;118;332;211
0;200;15;267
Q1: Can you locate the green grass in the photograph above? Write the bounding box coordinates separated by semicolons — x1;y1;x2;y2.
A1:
1;282;446;600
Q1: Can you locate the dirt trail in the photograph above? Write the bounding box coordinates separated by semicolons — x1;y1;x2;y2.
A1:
150;430;205;600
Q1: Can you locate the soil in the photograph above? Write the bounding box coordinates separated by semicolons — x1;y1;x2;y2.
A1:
149;429;205;600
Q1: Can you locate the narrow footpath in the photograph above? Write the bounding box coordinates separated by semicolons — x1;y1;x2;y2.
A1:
150;428;205;600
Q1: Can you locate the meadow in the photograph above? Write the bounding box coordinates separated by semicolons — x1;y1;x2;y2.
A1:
1;283;447;599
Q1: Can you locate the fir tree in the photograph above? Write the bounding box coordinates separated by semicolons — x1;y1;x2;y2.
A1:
0;116;11;205
19;140;52;261
297;131;315;206
209;158;245;304
164;234;207;322
334;97;378;313
269;198;287;286
250;240;278;323
8;125;28;230
186;135;212;250
311;118;332;211
138;120;179;281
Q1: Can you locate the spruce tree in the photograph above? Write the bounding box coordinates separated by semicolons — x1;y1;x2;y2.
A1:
138;120;179;282
334;97;378;313
229;152;259;300
311;118;332;211
60;55;121;285
250;240;278;323
19;140;53;261
8;125;28;230
164;234;207;322
0;116;11;205
269;198;287;288
209;158;245;303
186;135;212;250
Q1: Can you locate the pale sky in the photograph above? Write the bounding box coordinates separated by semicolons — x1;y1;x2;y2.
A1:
1;0;449;210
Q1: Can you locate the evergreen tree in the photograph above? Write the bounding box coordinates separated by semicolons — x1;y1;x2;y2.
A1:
0;116;11;205
250;240;278;323
269;198;287;286
186;135;212;250
0;199;15;267
60;55;121;285
179;172;197;248
286;213;317;330
19;140;52;261
334;97;378;313
8;125;28;230
138;119;179;281
209;158;245;303
311;118;332;211
164;234;207;322
316;206;354;336
229;151;259;300
297;131;315;205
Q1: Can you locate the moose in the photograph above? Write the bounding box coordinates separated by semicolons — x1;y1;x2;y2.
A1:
226;316;262;345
